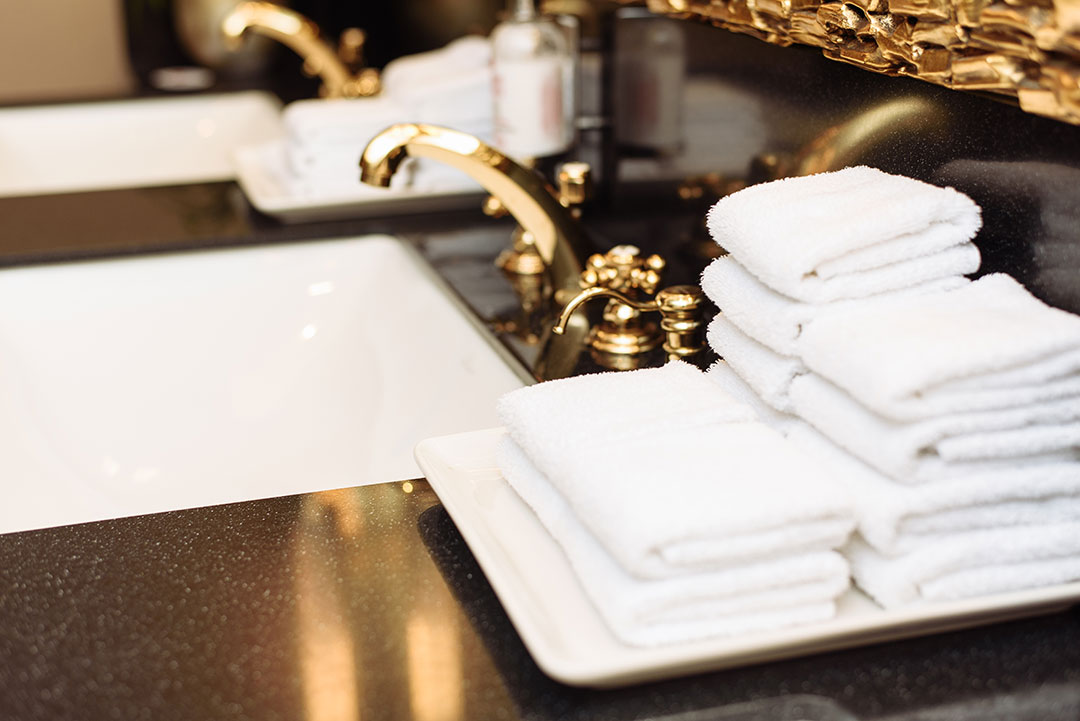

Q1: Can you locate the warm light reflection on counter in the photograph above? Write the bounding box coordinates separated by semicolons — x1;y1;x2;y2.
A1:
295;495;362;721
406;612;464;721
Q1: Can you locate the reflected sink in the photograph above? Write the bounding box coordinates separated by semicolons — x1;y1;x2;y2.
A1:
0;91;283;198
0;235;526;534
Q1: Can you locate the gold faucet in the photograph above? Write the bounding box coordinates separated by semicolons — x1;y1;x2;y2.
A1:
221;2;380;98
553;284;707;364
359;123;590;297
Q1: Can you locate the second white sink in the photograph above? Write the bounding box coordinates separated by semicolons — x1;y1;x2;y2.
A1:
0;235;526;534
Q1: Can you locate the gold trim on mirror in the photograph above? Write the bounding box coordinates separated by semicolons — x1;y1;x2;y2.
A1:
637;0;1080;125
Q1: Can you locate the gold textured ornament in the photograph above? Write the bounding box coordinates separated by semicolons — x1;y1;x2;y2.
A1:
630;0;1080;125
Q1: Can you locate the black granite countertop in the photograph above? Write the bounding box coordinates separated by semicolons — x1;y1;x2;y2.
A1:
1;481;1079;721
2;182;1078;720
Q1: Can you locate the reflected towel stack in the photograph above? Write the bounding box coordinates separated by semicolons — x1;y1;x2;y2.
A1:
700;166;1080;608
280;35;493;198
494;361;855;646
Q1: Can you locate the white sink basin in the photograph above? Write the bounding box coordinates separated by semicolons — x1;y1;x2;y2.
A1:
0;91;283;198
0;235;526;534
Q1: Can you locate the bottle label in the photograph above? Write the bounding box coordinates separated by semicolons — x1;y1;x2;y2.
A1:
493;56;573;160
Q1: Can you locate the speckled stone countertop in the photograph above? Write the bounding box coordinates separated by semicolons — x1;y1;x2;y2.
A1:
1;481;1079;721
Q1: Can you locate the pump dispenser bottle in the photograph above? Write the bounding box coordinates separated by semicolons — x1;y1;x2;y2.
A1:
491;0;575;162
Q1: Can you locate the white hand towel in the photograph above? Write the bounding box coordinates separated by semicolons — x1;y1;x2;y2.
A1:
700;255;970;356
704;361;800;434
381;35;492;106
706;315;803;413
705;166;982;303
789;372;1080;482
844;523;1080;608
797;273;1080;421
495;363;854;578
495;360;757;483
497;437;849;646
787;422;1080;555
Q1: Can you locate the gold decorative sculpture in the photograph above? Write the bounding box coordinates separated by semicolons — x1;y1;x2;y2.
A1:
634;0;1080;125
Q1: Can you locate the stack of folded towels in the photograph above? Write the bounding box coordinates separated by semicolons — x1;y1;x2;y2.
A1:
701;165;1080;609
280;35;493;198
494;360;856;646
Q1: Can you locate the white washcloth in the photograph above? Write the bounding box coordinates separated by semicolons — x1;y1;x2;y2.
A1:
789;372;1080;483
495;362;855;578
700;255;970;356
496;360;757;482
788;422;1080;555
381;35;492;109
704;360;800;433
706;315;803;412
497;437;849;646
798;273;1080;421
845;523;1080;608
705;166;983;303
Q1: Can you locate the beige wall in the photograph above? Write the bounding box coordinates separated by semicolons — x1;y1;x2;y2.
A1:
0;0;134;104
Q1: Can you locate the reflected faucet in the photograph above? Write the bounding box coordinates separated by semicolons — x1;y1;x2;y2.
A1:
360;123;590;297
222;2;380;98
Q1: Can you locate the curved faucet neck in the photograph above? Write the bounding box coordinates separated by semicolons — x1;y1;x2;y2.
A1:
360;124;589;293
222;2;377;99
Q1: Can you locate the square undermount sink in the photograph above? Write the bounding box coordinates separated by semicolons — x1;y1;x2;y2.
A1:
0;235;526;534
0;91;283;198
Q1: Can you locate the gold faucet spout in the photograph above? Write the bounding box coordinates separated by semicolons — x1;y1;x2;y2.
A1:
222;2;378;98
360;123;589;294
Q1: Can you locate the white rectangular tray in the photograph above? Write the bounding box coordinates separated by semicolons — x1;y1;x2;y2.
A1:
415;428;1080;688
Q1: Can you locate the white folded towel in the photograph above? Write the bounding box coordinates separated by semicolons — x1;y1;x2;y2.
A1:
797;273;1080;421
787;422;1080;555
497;437;849;646
706;315;802;413
704;360;800;433
789;372;1080;482
705;166;982;303
381;35;492;108
496;361;757;482
845;523;1080;608
700;255;970;356
495;362;855;578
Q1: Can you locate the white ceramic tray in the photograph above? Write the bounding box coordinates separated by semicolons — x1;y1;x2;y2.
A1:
233;140;484;223
415;427;1080;688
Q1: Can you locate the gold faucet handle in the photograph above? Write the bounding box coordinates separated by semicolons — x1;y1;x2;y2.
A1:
553;284;706;361
338;28;366;68
580;244;665;296
338;28;381;96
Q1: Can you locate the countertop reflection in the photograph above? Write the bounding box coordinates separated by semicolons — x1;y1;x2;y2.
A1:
1;481;1079;721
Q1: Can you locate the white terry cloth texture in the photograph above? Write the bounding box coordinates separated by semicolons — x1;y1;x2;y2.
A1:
787;422;1080;556
798;273;1080;422
496;360;756;482
844;523;1080;608
495;361;855;579
789;372;1080;483
704;361;800;434
703;318;1079;480
496;437;849;646
705;166;983;303
379;35;492;109
706;315;803;413
700;255;970;356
